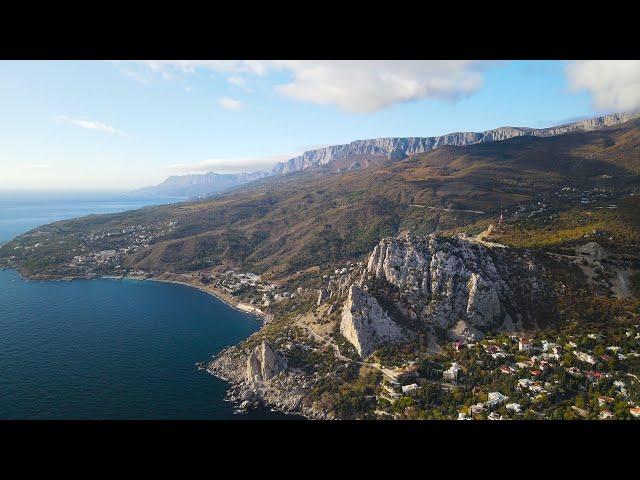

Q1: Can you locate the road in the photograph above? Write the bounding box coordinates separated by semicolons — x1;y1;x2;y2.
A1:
410;204;485;215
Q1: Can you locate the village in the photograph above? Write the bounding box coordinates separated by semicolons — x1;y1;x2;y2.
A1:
506;185;621;223
368;322;640;420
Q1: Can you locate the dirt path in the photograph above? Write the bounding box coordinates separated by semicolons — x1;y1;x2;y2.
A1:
410;204;485;215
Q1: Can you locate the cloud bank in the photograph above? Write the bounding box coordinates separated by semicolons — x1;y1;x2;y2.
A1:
566;60;640;112
270;60;488;113
165;152;300;175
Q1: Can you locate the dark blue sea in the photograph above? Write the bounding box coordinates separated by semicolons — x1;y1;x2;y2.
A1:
0;193;299;419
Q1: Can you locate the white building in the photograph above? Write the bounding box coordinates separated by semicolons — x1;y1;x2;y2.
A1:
486;391;508;409
506;402;522;413
443;362;461;383
573;351;596;365
519;339;533;352
401;383;420;396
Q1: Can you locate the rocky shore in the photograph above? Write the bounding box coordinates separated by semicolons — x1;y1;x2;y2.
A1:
207;342;332;420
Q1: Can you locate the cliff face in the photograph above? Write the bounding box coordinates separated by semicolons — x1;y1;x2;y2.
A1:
246;341;286;383
337;233;538;356
272;112;640;174
340;284;409;357
366;234;512;330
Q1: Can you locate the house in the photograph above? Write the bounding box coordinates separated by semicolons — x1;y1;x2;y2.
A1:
499;365;513;375
574;351;596;365
519;339;533;352
470;403;486;416
517;379;534;390
599;410;614;420
486;392;508;409
506;403;522;413
598;396;615;407
401;383;420;396
487;412;503;420
630;407;640;418
443;362;461;383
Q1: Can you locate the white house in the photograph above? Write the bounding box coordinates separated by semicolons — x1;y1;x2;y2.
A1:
486;391;508;409
506;402;522;413
519;339;533;352
443;362;461;383
401;383;420;396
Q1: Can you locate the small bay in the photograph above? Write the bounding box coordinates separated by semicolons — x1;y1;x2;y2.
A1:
0;270;298;419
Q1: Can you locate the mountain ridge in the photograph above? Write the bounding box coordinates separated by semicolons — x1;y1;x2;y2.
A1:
133;171;270;198
273;112;640;174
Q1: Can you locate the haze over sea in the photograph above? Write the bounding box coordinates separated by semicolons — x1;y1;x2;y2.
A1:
0;192;298;419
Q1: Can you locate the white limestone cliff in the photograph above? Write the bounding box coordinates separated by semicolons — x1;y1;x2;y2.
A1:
246;341;286;383
340;284;408;357
366;234;511;329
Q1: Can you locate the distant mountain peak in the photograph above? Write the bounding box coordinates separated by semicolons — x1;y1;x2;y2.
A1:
133;171;270;199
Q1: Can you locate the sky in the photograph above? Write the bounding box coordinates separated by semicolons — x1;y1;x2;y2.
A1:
1;60;639;191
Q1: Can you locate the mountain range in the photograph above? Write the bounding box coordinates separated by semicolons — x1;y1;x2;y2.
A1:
138;112;640;200
132;171;270;198
272;112;640;174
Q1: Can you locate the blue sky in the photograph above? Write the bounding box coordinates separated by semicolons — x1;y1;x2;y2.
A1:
1;60;637;190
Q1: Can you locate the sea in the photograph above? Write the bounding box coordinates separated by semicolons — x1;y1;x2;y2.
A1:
0;192;299;419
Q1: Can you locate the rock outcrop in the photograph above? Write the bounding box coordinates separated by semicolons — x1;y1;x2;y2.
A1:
366;234;513;330
246;341;286;383
340;284;408;357
317;288;329;306
273;112;639;174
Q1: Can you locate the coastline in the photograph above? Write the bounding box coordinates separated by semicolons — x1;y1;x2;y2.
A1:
143;276;270;324
0;267;269;324
4;268;316;419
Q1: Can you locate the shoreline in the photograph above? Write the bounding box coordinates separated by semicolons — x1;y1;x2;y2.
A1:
0;268;269;324
1;267;297;418
143;277;270;324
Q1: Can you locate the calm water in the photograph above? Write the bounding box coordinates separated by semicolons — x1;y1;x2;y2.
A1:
0;270;298;419
0;191;183;244
0;192;298;419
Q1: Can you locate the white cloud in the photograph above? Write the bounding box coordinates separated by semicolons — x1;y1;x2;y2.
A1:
165;152;300;175
127;60;493;113
566;60;640;112
270;60;489;113
56;115;127;136
218;96;243;110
